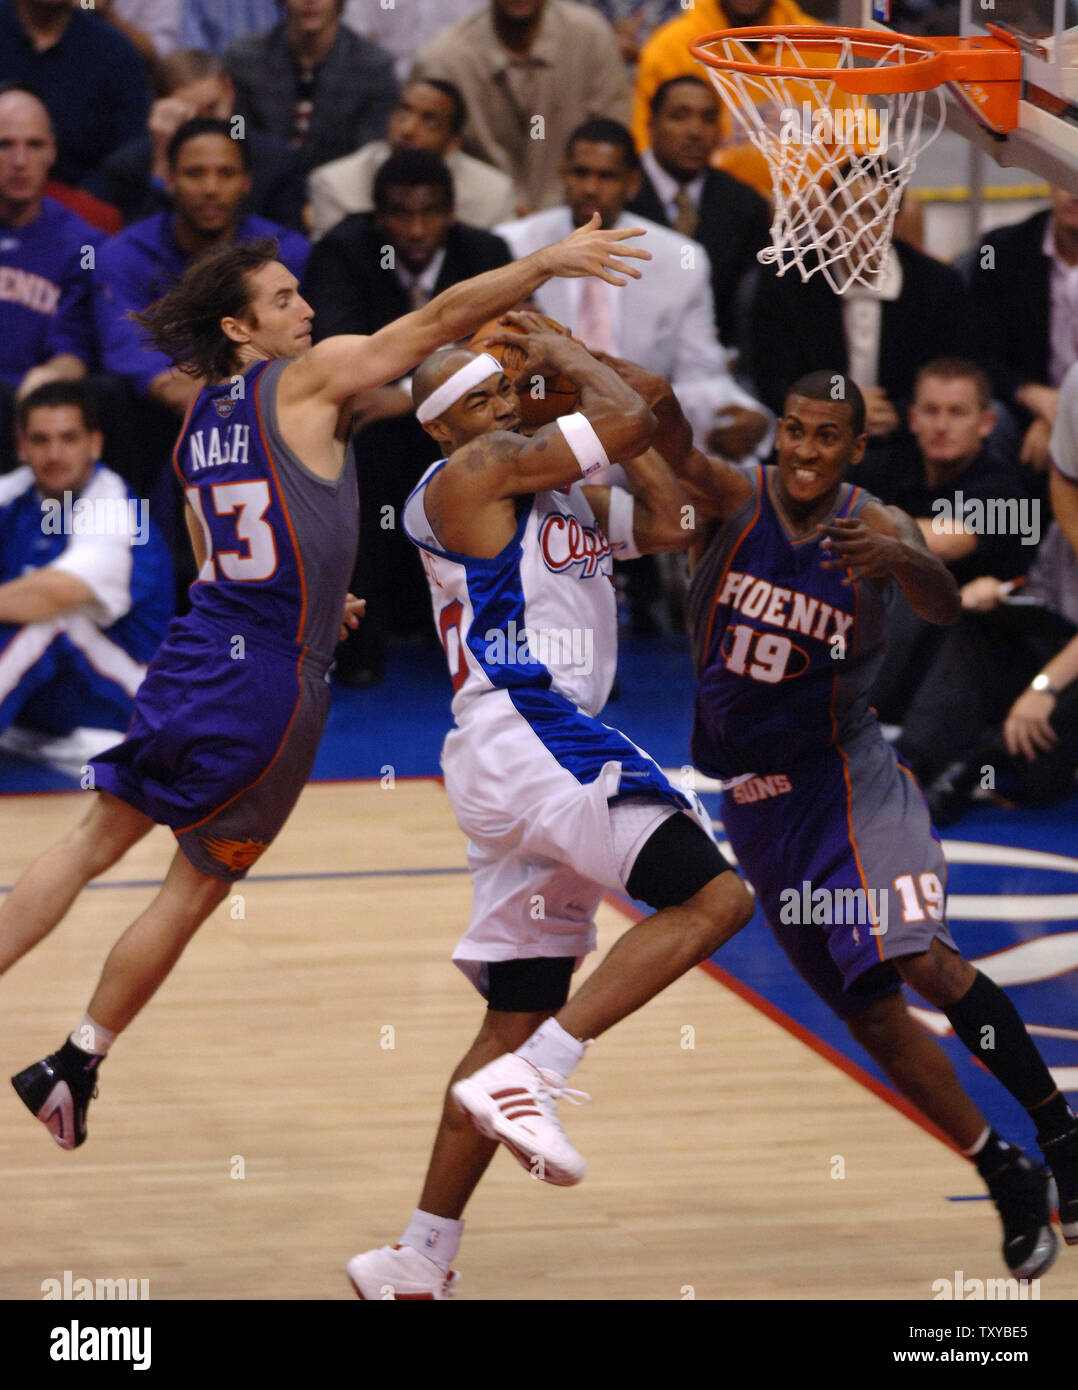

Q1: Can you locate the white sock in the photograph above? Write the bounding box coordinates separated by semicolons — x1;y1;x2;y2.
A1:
515;1017;587;1082
70;1015;116;1057
400;1209;463;1274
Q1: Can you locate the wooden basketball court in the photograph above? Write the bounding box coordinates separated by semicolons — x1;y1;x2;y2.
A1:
1;780;1074;1301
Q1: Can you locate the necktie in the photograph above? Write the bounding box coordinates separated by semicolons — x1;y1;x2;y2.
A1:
408;280;428;312
576;276;615;354
673;188;699;239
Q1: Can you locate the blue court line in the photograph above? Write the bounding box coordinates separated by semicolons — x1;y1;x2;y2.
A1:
0;865;471;895
947;1195;992;1202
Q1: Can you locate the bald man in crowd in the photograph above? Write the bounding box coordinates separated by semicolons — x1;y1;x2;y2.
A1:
0;86;103;468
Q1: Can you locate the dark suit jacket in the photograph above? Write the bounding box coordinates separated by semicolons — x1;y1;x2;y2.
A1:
225;22;399;176
92;130;306;231
968;209;1052;410
628;167;770;348
303;214;511;339
746;239;974;420
302;216;511;637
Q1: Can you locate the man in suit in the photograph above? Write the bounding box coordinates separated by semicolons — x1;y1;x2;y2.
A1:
746;187;972;495
225;0;398;177
307;78;515;240
302;149;511;683
627;75;770;348
968;188;1078;474
495;119;770;460
92;48;306;231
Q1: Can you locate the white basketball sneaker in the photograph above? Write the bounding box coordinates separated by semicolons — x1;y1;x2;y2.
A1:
451;1053;589;1186
346;1245;459;1300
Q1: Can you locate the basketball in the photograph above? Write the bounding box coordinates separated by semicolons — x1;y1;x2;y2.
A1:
469;313;580;427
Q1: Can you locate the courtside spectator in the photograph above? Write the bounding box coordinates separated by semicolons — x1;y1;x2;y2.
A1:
0;382;172;774
225;0;398;176
303;149;511;683
866;358;1032;731
968;188;1078;473
897;522;1078;823
0;0;151;188
0;88;101;469
94;49;305;230
308;78;515;238
627;75;769;346
633;0;815;197
412;0;630;214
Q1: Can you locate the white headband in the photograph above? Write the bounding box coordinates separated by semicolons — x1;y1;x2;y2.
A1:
415;353;504;423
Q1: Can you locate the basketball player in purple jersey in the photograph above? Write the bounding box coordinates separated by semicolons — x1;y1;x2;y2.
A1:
347;323;753;1299
665;369;1077;1278
1;219;653;1150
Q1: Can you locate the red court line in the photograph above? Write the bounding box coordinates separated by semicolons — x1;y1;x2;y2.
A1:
602;889;961;1157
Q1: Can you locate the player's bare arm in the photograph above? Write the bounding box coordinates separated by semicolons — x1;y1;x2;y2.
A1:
581;447;697;555
426;333;656;557
281;215;651;412
819;501;961;625
591;352;753;523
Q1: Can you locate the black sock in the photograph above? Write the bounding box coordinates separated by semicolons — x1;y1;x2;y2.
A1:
1030;1092;1077;1147
57;1038;102;1071
972;1129;1015;1184
944;972;1068;1118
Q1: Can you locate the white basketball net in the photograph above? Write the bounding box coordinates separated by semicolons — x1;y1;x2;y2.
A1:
697;33;947;294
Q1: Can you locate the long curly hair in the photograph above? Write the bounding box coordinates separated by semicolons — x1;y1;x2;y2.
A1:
132;238;280;382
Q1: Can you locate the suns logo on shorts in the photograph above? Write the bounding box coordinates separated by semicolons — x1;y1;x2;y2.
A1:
538;512;611;579
201;835;268;873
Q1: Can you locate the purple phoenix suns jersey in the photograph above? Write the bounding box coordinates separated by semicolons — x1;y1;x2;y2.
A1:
686;464;890;780
174;358;358;664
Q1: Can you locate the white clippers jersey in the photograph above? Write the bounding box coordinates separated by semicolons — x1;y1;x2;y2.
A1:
402;459;618;720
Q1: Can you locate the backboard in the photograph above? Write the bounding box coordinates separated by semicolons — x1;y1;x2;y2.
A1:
856;0;1078;189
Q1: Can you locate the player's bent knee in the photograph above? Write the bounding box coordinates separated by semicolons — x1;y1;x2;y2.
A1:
684;870;754;951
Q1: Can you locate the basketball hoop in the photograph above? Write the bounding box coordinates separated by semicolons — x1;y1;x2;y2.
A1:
690;25;1022;293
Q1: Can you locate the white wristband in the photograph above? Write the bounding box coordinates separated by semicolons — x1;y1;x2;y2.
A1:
556;411;612;482
605;485;640;560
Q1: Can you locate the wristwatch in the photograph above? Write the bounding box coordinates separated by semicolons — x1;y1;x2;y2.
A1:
1030;673;1059;697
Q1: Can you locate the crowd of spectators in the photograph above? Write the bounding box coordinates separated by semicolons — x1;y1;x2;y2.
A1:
0;0;1075;812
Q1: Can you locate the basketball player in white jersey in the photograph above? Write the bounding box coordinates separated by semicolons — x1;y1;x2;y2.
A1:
346;322;753;1298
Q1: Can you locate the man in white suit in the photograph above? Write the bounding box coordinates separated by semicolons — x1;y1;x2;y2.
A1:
495;119;771;459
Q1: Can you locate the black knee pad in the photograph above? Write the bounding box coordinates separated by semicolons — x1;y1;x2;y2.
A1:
625;809;734;911
486;957;575;1013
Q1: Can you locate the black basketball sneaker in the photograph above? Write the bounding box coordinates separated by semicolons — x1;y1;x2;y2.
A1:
11;1041;103;1150
986;1151;1058;1279
1043;1126;1078;1247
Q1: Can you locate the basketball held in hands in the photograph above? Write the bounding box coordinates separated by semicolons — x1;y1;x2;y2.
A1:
469;313;580;427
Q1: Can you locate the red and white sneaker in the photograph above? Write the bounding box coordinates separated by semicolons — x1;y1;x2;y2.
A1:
450;1053;589;1186
346;1245;458;1300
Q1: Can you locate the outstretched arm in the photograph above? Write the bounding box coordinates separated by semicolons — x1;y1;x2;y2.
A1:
283;215;651;411
819;502;961;625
